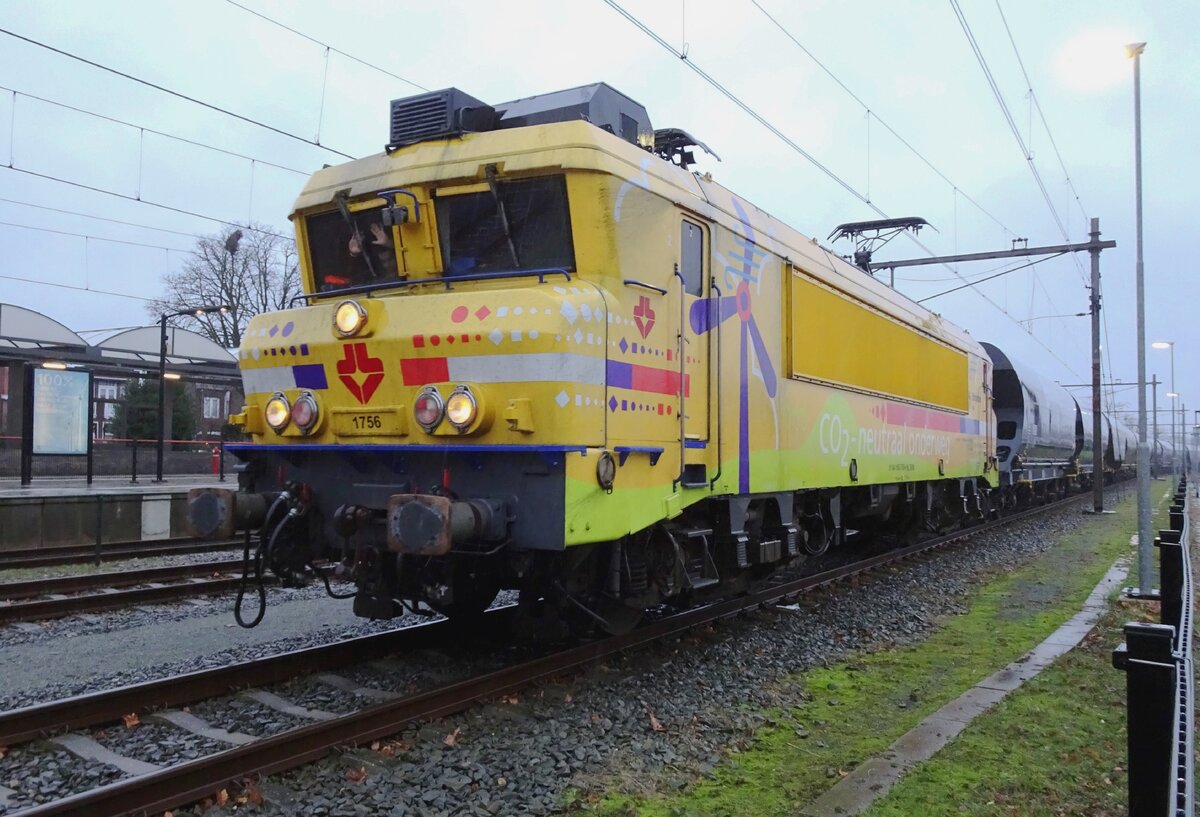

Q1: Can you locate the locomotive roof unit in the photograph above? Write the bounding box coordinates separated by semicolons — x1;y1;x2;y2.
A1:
387;83;711;168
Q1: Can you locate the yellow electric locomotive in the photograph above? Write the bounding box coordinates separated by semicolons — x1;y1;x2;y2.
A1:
188;83;995;634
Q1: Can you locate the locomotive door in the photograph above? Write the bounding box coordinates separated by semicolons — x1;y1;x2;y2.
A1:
679;219;711;483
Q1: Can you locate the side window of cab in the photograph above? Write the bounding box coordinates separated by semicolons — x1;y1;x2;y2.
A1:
681;219;705;296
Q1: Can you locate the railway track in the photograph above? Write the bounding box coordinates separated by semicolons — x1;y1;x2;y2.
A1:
1;495;1090;817
0;559;259;625
0;537;242;571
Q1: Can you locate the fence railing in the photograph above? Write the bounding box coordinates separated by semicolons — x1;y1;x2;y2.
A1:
1113;475;1193;817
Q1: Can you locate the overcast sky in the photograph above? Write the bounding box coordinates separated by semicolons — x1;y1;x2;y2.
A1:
0;0;1194;431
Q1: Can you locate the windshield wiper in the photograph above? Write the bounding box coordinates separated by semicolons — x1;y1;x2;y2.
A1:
485;164;520;269
334;190;379;280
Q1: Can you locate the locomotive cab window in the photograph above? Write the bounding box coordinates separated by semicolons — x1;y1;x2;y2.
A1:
681;220;704;296
436;175;574;277
307;205;401;292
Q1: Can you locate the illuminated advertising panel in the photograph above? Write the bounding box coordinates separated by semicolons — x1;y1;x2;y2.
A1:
33;368;90;455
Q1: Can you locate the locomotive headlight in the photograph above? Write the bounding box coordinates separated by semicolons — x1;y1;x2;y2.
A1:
445;386;478;430
333;299;368;337
414;387;445;431
264;393;291;431
291;391;319;434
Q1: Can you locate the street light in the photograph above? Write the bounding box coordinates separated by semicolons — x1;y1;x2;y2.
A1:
1126;40;1153;597
156;304;230;482
1152;340;1176;474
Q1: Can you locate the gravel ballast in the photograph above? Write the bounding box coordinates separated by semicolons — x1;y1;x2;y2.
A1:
186;499;1112;817
0;745;126;815
0;498;1118;817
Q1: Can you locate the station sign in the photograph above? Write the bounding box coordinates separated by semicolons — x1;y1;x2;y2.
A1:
32;368;91;455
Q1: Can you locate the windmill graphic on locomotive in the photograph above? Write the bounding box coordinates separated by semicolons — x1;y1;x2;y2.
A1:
187;82;1105;637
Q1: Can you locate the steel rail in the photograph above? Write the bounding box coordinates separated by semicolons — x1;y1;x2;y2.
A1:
0;613;512;746
0;575;259;625
0;559;245;600
0;538;241;570
12;493;1090;817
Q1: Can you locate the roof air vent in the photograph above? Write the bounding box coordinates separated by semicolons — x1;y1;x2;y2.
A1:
387;88;496;151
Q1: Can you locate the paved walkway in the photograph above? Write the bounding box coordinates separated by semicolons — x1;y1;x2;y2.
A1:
799;558;1129;817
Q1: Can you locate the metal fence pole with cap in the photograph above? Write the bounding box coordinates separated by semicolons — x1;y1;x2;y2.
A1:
1112;474;1193;816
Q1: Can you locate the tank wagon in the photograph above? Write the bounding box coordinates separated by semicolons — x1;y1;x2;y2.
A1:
190;83;1021;634
981;343;1083;506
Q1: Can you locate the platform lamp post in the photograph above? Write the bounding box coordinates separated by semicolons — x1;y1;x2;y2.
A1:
1126;41;1153;597
1152;341;1175;475
155;304;230;482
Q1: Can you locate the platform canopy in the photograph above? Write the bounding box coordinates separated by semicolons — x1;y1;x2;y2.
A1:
0;303;87;350
0;303;238;382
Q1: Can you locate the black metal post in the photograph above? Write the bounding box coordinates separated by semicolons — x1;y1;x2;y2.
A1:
130;438;138;484
85;371;95;486
19;363;33;487
1156;531;1183;634
155;313;168;483
1112;622;1177;817
219;439;226;483
93;496;103;567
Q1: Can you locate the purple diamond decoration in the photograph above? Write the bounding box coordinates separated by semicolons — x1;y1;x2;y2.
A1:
619;337;628;354
268;324;279;337
282;321;294;337
608;396;618;412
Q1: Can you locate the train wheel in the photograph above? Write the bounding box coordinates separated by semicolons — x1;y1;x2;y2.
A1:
800;513;832;556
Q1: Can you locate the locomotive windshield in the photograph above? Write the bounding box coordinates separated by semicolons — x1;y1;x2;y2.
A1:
436;175;574;277
307;204;401;292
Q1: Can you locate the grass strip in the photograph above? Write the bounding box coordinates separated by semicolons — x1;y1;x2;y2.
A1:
584;491;1149;817
860;587;1154;816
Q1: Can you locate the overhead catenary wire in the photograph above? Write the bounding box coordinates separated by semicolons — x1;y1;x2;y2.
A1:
604;0;1082;378
0;197;209;241
0;26;356;160
991;0;1117;409
0;165;291;241
222;0;428;94
993;0;1089;225
750;0;1019;242
917;252;1067;303
0;273;156;303
947;1;1084;287
0;218;192;253
1;85;312;178
969;0;1118;407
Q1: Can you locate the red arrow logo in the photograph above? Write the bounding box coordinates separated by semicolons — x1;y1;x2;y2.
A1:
336;342;384;404
633;295;655;339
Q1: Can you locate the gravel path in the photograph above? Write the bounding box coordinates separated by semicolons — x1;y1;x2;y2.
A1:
168;499;1111;817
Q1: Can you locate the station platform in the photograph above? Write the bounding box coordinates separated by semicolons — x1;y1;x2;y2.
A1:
0;474;228;500
0;474;230;551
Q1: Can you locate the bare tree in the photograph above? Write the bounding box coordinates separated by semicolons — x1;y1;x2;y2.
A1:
147;223;300;348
